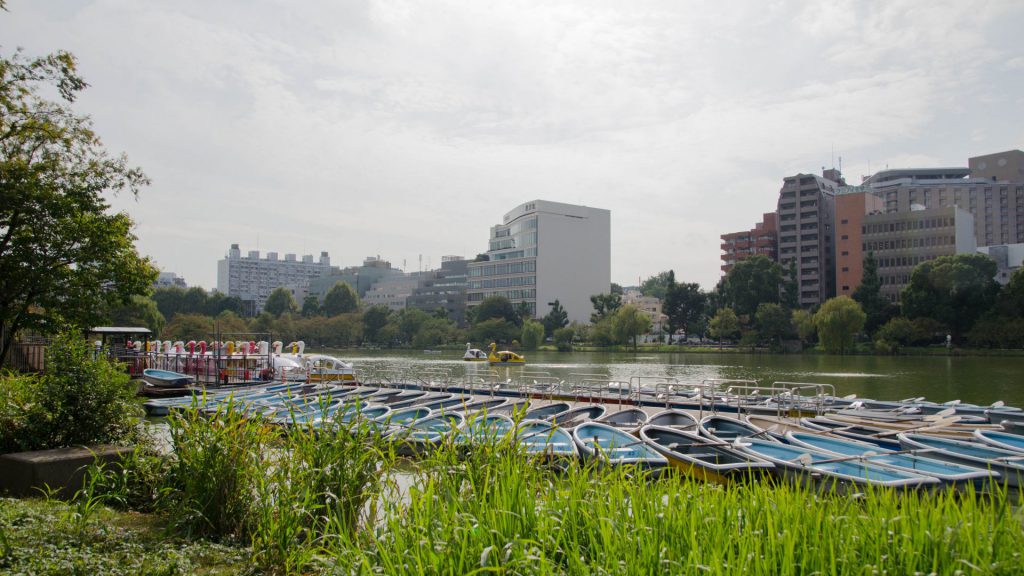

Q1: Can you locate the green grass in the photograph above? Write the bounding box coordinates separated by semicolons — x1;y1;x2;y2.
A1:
60;404;1024;575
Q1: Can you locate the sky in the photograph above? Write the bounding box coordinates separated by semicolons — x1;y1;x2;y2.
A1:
2;0;1023;291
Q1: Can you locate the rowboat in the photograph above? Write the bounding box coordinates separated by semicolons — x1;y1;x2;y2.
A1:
461;414;517;443
735;438;939;490
800;417;902;450
516;419;579;462
785;431;996;487
375;406;432;432
597;408;649;432
490;399;531;417
553;405;608;429
573;422;667;472
699;415;779;443
973;429;1024;453
639;425;772;484
647;409;698;431
898;433;1024;488
389;412;466;455
142;368;194;388
524;402;572;420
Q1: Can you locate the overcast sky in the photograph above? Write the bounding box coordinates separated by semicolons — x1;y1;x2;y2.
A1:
3;1;1023;291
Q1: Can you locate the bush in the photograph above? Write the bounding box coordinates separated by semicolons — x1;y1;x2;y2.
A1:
0;329;141;453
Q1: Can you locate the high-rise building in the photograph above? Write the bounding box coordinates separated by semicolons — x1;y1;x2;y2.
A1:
834;191;885;298
407;256;469;326
720;213;778;274
776;171;841;308
467;200;611;324
153;272;187;289
217;244;333;315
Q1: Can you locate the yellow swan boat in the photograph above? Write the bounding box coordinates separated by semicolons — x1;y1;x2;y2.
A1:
487;342;525;366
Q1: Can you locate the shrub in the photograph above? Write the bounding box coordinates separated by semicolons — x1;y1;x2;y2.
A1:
0;329;141;453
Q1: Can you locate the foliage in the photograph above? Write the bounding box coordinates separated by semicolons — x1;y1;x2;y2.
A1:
663;278;706;337
720;256;782;318
588;318;614;346
852;252;897;336
160;313;214;342
967;315;1024;349
473;295;518;325
322;281;359;316
213;310;248;335
589;292;622;323
780;258;799;310
542;299;569;337
469;318;519;345
708;307;740;343
792;308;816;344
0;329;140;453
0;49;157;366
361;305;391;345
639;270;673;299
813;296;866;354
105;294;165;335
520;319;545;350
514;301;533;325
611;304;652;350
553;326;575;351
901;254;999;342
301;294;321;318
263;287;297;318
152;287;244;321
754;302;792;346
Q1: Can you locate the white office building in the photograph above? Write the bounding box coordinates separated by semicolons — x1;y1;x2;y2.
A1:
467;200;611;324
217;244;333;315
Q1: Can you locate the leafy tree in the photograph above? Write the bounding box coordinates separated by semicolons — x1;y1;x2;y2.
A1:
160;313;214;342
106;295;165;335
181;287;208;315
553;326;575;352
520;319;545;350
325;313;363;347
813;296;866;354
542;299;569;337
396;308;431;344
152;286;186;321
611;304;652;351
322;281;359;316
610;283;624;295
411;317;452;349
639;271;674;299
901;254;999;342
590;292;622;323
469;318;519;345
0;49;157;366
362;305;391;344
514;301;534;325
588;318;615;346
720;256;782;318
213;310;248;335
264;288;298;318
664;280;706;338
474;296;518;325
204;291;244;317
709;308;740;345
248;312;275;335
301;295;321;318
852;252;896;336
755;302;791;347
791;309;816;344
780;259;799;310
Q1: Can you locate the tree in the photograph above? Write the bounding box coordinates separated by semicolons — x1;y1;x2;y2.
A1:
322;281;359;316
708;308;740;345
520;320;545;350
542;299;569;337
362;305;391;345
755;302;791;347
204;291;244;317
813;296;866;354
852;252;896;336
791;309;816;345
106;295;165;335
514;301;533;325
264;288;298;318
152;286;186;321
161;313;214;342
901;254;999;342
780;259;799;310
553;326;575;352
664;280;706;339
469;318;519;345
473;296;517;325
0;49;157;366
639;271;674;299
301;295;321;318
720;256;782;318
590;292;622;323
611;304;652;351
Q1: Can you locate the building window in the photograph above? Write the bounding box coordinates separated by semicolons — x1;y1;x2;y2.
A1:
841;235;848;240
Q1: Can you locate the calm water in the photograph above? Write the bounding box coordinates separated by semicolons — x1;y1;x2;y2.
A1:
333;349;1024;408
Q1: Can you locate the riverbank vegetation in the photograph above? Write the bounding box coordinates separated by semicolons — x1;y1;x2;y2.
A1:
8;403;1015;575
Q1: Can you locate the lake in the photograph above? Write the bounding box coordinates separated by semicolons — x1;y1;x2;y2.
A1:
333;349;1024;408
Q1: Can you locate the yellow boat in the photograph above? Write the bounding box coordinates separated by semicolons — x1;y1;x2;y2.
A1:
487;342;525;366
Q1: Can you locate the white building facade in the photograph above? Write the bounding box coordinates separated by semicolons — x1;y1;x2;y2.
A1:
467;200;611;324
217;244;333;314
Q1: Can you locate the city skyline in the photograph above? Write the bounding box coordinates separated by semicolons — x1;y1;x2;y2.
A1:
2;1;1022;290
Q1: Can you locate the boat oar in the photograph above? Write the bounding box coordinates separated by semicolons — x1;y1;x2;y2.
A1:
793;447;939;466
870;416;961;438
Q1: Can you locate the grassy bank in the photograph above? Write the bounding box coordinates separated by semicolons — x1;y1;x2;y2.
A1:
12;404;1019;575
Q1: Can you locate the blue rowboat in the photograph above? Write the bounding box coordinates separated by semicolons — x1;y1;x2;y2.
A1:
388;412;466;455
461;414;517;444
700;415;780;443
647;409;699;432
898;433;1024;488
524;402;572;420
597;408;649;433
973;429;1024;453
376;406;432;428
142;368;194;388
786;431;996;487
553;405;608;430
735;438;939;490
640;425;773;484
516;419;578;461
573;422;667;471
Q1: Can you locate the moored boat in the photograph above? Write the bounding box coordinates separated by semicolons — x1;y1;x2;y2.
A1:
573;422;667;472
898;433;1024;488
553;404;608;429
647;409;699;431
973;429;1024;453
142;368;194;388
640;425;773;484
597;408;649;432
516;419;579;462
